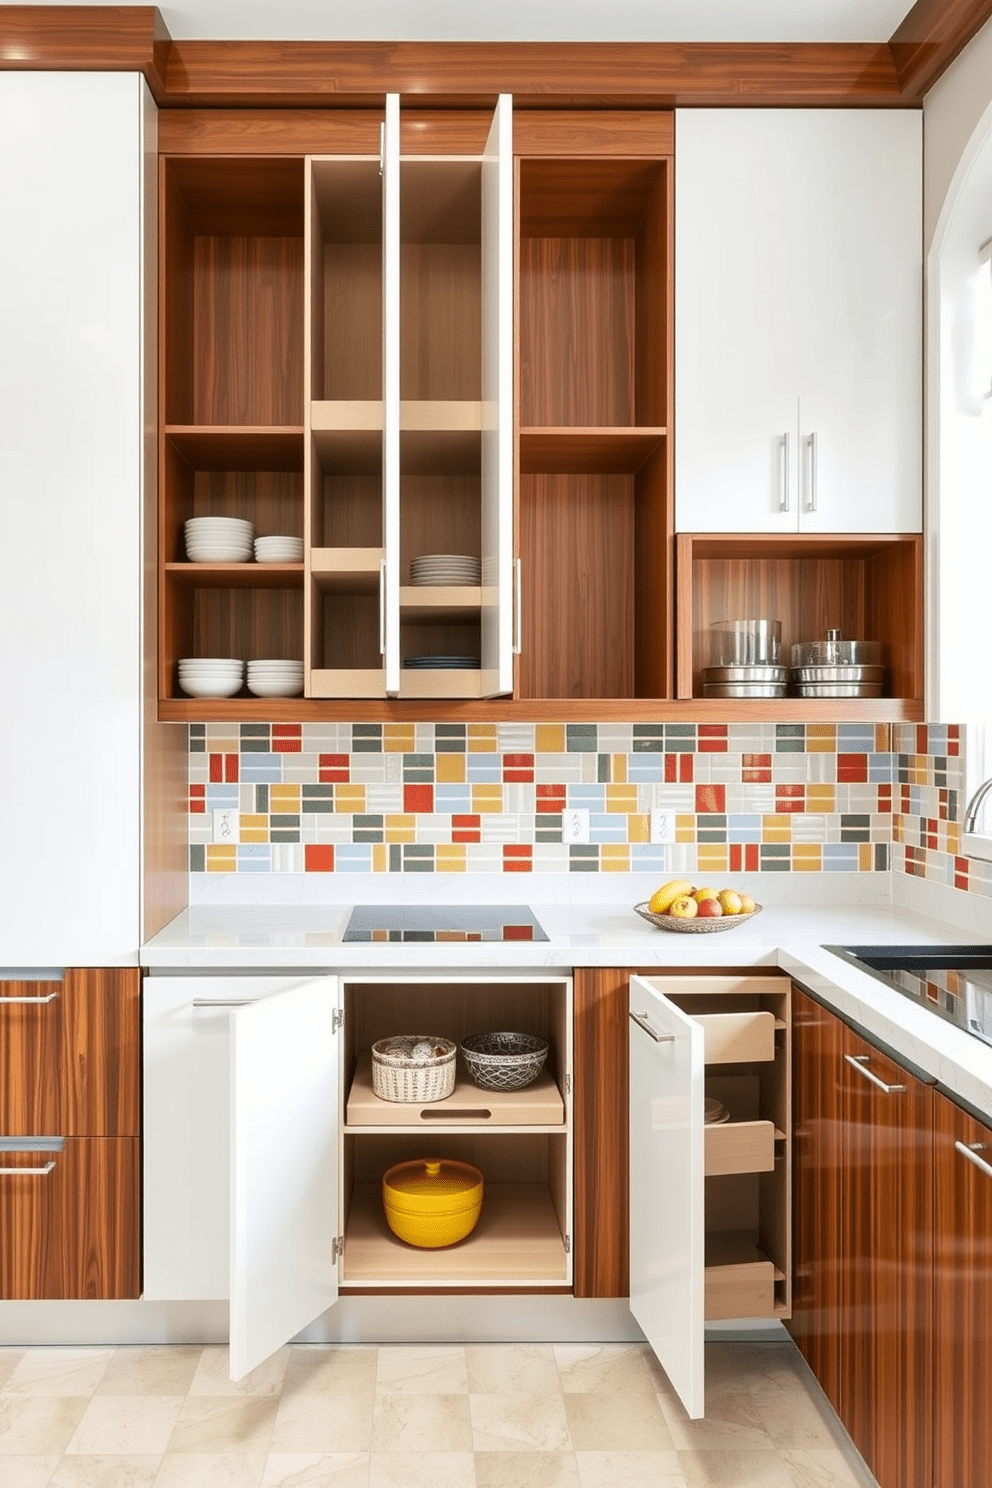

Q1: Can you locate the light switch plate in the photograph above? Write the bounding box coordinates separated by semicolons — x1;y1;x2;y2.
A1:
564;808;590;844
212;808;240;844
650;809;676;844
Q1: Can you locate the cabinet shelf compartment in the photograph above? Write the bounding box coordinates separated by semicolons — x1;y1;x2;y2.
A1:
162;575;304;703
308;158;383;404
346;1050;564;1129
162;157;304;428
400;158;482;403
341;1134;570;1288
677;532;924;717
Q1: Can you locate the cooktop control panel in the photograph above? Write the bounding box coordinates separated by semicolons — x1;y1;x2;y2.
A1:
343;905;549;943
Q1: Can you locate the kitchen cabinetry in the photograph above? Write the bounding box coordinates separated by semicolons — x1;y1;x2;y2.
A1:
628;974;791;1418
0;70;158;961
0;970;141;1299
674;109;922;537
934;1091;992;1488
789;988;934;1488
143;970;572;1378
160;98;514;712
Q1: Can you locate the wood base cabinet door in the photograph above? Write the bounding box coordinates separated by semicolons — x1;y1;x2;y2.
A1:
934;1094;992;1488
0;1138;140;1299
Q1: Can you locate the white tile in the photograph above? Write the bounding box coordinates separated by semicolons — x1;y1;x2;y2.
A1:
168;1395;279;1454
371;1394;473;1454
376;1348;468;1396
476;1451;580;1487
154;1450;267;1488
575;1450;686;1488
189;1348;289;1398
96;1346;203;1397
3;1351;114;1398
779;1449;876;1488
65;1397;184;1457
0;1398;89;1456
48;1456;162;1488
368;1451;476;1488
469;1392;571;1453
0;1457;62;1488
261;1453;370;1487
465;1345;559;1396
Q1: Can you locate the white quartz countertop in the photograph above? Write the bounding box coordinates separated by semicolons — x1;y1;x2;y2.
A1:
142;873;992;1119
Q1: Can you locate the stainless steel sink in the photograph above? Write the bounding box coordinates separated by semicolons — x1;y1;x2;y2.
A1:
827;944;992;1044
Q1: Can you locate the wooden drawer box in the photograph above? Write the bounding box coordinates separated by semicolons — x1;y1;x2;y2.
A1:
705;1118;776;1177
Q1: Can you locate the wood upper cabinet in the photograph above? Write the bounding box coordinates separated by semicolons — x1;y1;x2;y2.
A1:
0;969;141;1301
674;109;922;536
789;988;934;1488
933;1091;992;1488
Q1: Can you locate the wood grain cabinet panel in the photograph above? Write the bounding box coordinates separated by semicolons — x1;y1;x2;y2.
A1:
0;1138;140;1300
934;1093;992;1488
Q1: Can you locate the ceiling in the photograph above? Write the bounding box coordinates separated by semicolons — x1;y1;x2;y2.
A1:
24;0;917;43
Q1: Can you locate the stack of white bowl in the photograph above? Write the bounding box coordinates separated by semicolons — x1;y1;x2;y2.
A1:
185;517;254;562
178;658;244;698
254;535;304;564
246;659;304;698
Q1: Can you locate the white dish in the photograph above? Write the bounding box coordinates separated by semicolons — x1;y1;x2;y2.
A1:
185;517;253;532
254;536;304;562
246;678;304;697
178;676;244;698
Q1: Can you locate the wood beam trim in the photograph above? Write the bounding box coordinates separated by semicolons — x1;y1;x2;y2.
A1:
0;5;172;97
889;0;992;99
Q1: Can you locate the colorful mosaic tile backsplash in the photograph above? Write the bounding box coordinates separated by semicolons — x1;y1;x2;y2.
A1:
184;720;973;880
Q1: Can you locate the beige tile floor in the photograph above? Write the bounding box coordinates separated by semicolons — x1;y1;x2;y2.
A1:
0;1337;880;1488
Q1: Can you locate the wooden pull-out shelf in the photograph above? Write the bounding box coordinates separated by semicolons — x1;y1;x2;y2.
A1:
704;1231;785;1321
342;1181;569;1286
346;1051;564;1128
704;1118;777;1177
699;1010;776;1065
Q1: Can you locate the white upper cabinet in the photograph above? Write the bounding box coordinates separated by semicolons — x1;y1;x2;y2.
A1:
0;72;154;965
674;109;922;535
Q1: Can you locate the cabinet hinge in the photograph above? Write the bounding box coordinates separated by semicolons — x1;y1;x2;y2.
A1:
332;1008;344;1034
564;1233;571;1255
565;1072;572;1096
331;1235;344;1262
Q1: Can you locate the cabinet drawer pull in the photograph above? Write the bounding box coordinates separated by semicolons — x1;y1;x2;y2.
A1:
779;431;790;512
513;557;522;656
0;1161;56;1175
843;1053;907;1094
805;431;818;512
192;998;254;1008
955;1140;992;1180
630;1010;676;1044
0;991;58;1004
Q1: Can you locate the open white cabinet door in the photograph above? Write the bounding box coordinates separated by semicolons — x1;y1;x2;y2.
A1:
229;976;340;1380
480;92;514;696
381;92;401;696
628;974;705;1419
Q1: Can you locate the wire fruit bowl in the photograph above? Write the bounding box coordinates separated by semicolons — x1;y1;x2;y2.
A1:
633;901;763;934
461;1031;549;1090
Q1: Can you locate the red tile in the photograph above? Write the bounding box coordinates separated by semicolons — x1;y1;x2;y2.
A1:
837;754;867;783
452;813;481;843
404;783;433;814
190;784;205;798
948;726;960;756
664;754;678;782
745;844;759;873
273;736;301;753
224;754;239;783
697;726;728;753
209;754;224;783
537;785;565;813
189;791;206;814
273;724;302;738
742;753;772;783
304;845;335;872
319;753;349;783
916;724;928;754
679;754;694;783
729;843;742;872
775;784;805;812
504;768;534;783
503;753;534;782
695;784;726;814
503;844;533;871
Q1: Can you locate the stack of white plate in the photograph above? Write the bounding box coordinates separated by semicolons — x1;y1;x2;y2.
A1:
403;655;481;670
185;517;254;563
246;659;304;698
409;553;481;586
177;658;244;698
254;535;304;564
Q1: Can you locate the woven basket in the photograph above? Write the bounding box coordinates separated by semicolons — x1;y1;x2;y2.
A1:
461;1031;549;1091
371;1035;457;1103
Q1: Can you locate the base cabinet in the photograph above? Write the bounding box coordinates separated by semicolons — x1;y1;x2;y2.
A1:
789;988;934;1488
0;969;142;1300
934;1091;992;1488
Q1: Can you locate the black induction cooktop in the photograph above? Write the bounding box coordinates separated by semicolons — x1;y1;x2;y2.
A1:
343;904;549;944
827;944;992;1046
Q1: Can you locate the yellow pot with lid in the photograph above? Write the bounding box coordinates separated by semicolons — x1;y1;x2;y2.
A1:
382;1157;484;1248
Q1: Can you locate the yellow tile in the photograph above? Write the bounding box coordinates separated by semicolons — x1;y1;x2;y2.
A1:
385;814;416;831
601;847;631;871
239;814;266;831
805;733;836;753
436;844;467;872
947;823;961;852
471;785;504;812
628;814;650;844
335;785;366;813
875;724;892;752
436;753;466;784
806;724;836;741
792;852;822;871
698;845;729;873
761;815;793;843
372;844;388;873
612;755;628;785
206;845;236;872
270;785;300;810
806;785;837;810
606;785;638;813
384;724;416;752
858;844;874;871
384;820;415;843
468;725;498;752
792;844;822;861
535;724;565;753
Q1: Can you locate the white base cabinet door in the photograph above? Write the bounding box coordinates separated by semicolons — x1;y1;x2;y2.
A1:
628;977;705;1419
674;109;922;535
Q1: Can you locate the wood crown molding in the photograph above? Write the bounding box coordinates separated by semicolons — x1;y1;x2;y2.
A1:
1;1;990;106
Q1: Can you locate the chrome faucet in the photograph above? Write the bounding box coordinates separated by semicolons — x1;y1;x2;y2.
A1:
964;777;992;833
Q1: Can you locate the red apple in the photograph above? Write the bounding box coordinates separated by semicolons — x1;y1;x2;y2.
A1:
696;897;723;918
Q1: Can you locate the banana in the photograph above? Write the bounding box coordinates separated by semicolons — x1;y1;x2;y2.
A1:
648;878;693;914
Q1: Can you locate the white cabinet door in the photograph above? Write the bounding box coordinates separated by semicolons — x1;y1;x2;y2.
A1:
381;93;402;697
230;977;340;1381
675;110;922;536
480;93;515;695
628;975;705;1420
0;72;153;964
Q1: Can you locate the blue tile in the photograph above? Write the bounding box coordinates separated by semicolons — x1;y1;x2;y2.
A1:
240;755;284;783
335;845;374;871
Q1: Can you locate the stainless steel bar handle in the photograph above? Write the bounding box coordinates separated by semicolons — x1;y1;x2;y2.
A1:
379;558;386;656
955;1140;992;1180
513;557;522;656
192;998;254;1008
0;991;58;1004
629;1010;676;1044
0;1162;56;1175
779;432;790;512
844;1052;907;1094
805;432;818;512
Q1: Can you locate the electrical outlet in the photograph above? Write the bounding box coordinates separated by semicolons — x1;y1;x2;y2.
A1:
212;808;240;844
650;809;676;844
564;808;590;844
